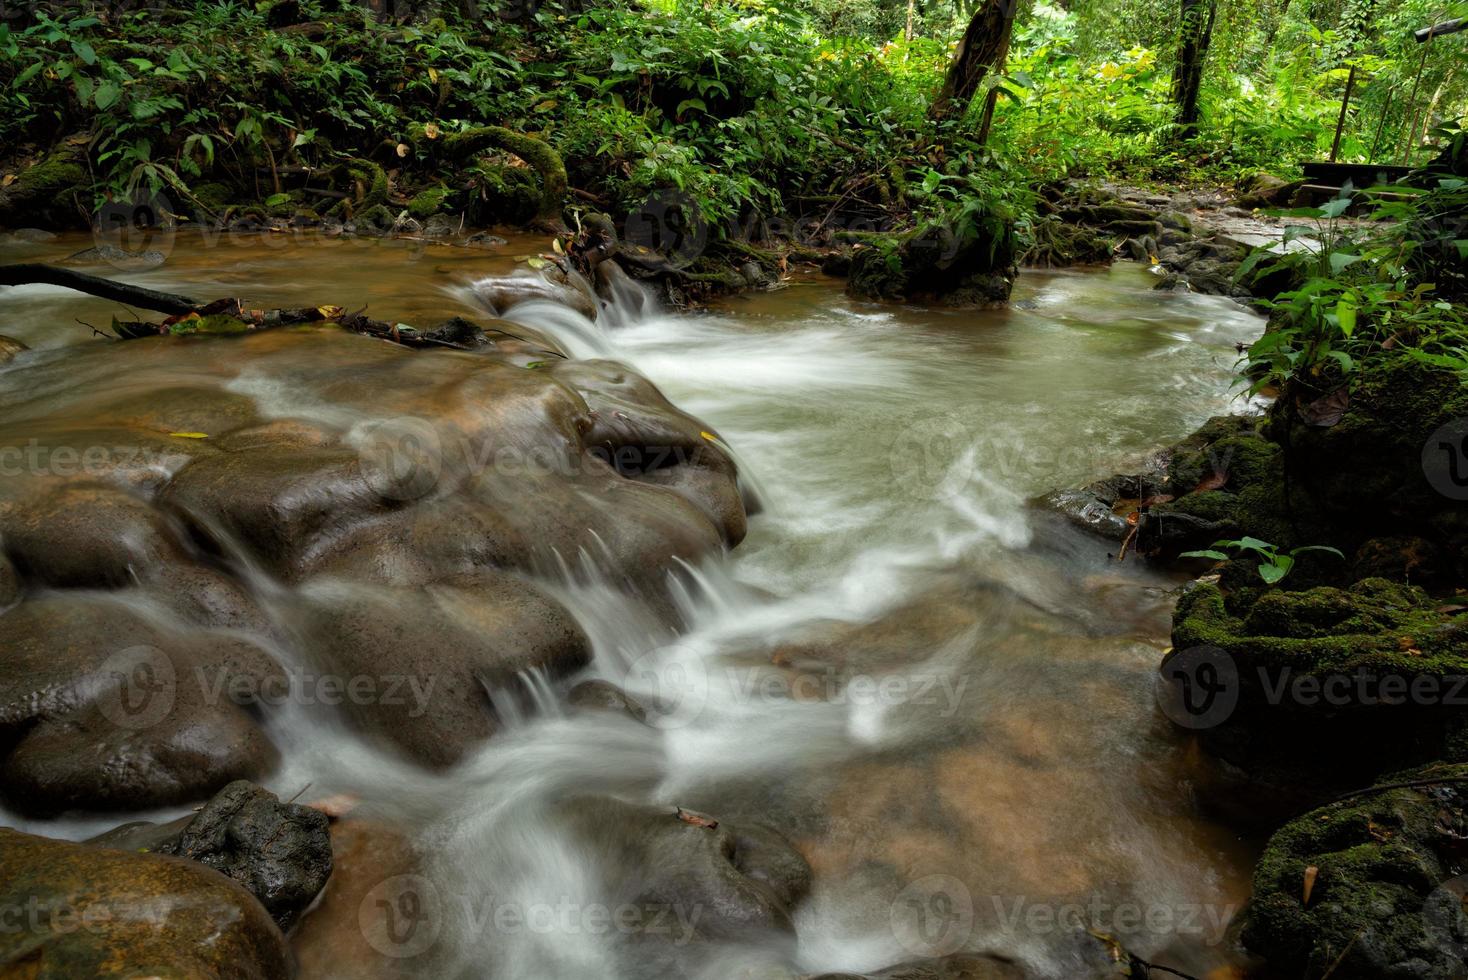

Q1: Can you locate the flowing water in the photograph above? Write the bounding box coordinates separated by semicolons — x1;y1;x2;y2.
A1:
0;230;1269;978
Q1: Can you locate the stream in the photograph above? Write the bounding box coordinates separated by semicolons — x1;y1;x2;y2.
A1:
0;230;1269;979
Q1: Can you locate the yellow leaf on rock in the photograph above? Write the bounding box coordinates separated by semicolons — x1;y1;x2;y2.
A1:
699;431;718;442
424;122;441;140
169;432;209;439
1303;865;1318;906
317;305;345;320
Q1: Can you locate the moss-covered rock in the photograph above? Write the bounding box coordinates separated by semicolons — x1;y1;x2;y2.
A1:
0;827;291;977
407;183;453;220
1165;577;1468;807
466;163;540;227
0;144;89;229
1242;762;1468;979
847;208;1018;307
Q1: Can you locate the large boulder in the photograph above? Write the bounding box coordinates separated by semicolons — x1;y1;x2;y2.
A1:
1242;762;1468;979
848;206;1018;308
0;597;282;814
0;827;291;978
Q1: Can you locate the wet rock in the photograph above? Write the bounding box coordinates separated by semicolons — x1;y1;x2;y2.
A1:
161;448;390;579
0;597;283;814
0;482;190;588
466;231;509;248
568;679;648;722
473;270;599;320
157;780;331;929
297;572;591;767
547;358;745;546
0;552;18;607
292;820;425;979
63;243;167;269
811;953;1030;979
0;827;290;977
554;796;812;945
0;333;28;363
7;227;58;242
84;779;331;930
421;213;460;239
1242;763;1468;979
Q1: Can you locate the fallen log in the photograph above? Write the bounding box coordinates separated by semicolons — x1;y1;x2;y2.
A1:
0;263;531;353
0;263;200;316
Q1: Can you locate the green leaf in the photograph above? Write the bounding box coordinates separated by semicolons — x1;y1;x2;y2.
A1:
1328;252;1361;274
1180;550;1229;561
1319;198;1351;219
675;98;706;117
1257;562;1287;585
264;192;292;206
1335;300;1357;337
71;40;95;65
13;62;44;88
94;81;122;109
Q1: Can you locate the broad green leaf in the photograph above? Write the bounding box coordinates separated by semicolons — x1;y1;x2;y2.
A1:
71;40;95;65
1180;550;1229;561
1258;562;1287;584
1335;300;1357;337
1328;252;1361;274
94;81;121;109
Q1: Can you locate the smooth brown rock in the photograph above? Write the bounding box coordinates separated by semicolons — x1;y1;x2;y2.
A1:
0;827;290;979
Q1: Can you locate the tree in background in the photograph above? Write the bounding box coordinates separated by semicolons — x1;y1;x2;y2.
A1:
1172;0;1218;135
929;0;1022;122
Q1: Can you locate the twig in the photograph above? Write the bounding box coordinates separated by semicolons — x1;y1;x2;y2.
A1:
1327;776;1468;807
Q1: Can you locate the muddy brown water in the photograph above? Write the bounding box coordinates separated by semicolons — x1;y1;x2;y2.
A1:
0;229;1269;978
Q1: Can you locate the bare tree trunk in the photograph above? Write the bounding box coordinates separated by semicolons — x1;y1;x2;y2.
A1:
905;0;916;42
1172;0;1217;136
929;0;1019;122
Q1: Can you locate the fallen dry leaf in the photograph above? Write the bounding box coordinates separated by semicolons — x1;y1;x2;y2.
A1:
1303;865;1318;906
675;807;719;830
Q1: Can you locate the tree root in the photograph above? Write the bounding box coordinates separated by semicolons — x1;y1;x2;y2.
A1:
405;123;567;221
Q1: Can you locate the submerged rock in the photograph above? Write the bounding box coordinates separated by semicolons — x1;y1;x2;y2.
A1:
811;953;1030;979
0;827;290;977
0;334;28;364
0;326;746;811
1242;763;1468;979
554;796;812;946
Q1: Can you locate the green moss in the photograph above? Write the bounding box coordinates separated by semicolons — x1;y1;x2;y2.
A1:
1242;763;1468;979
0;147;89;228
846;207;1018;307
407;184;452;220
467;165;540;227
412;124;566;221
